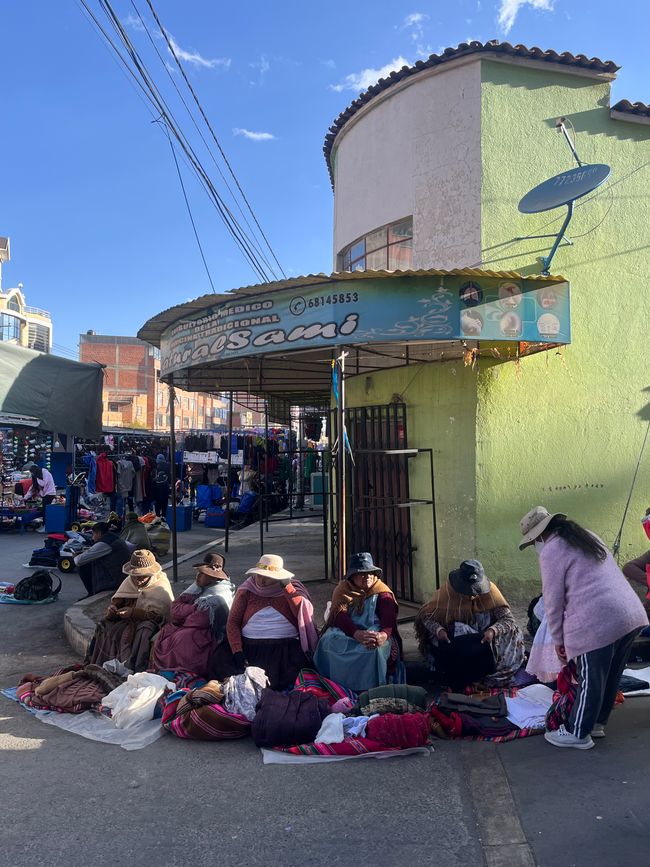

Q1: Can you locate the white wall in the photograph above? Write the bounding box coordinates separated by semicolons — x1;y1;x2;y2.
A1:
332;58;482;270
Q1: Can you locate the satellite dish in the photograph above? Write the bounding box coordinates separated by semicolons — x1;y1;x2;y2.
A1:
519;163;611;214
518;162;612;273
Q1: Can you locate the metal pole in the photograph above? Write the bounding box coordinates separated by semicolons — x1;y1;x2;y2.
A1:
428;448;441;590
336;349;347;581
264;400;270;532
224;391;233;553
168;377;178;583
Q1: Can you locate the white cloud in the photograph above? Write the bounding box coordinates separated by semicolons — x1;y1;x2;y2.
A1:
122;13;145;32
233;128;276;142
330;56;410;93
249;55;270;85
168;34;230;70
497;0;555;34
404;12;427;27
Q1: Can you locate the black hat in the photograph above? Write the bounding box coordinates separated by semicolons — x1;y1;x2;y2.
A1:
345;552;382;581
448;560;490;597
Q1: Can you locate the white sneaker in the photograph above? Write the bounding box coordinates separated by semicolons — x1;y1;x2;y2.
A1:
544;725;595;750
35;526;47;534
590;724;606;738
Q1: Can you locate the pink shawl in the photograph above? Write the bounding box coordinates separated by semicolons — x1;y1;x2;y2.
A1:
239;577;318;654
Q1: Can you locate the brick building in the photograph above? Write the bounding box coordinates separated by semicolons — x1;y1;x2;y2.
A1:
78;332;231;432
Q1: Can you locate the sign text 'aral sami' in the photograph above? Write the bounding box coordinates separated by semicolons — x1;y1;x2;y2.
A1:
160;275;570;375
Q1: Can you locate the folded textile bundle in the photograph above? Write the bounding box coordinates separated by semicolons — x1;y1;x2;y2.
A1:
17;665;124;714
505;684;555;729
252;688;331;748
162;686;251;741
353;684;429;716
366;713;430;749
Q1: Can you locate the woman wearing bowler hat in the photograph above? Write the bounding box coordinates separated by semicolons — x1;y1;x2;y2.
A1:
314;553;404;692
415;560;524;691
152;552;236;680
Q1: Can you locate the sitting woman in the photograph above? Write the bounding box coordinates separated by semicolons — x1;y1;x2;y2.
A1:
119;511;151;551
87;549;173;672
314;552;404;692
226;554;318;690
152;553;236;679
415;560;525;690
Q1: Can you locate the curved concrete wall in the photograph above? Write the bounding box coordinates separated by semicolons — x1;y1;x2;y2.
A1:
332;58;482;270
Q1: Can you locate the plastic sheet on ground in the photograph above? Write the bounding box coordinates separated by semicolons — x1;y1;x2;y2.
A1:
261;746;432;764
33;710;164;750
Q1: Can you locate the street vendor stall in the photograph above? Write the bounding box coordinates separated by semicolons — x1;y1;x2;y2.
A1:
0;342;104;532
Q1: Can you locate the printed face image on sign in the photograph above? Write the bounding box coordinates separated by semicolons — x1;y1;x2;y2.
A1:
461;309;484;336
538;287;559;310
500;312;522;337
537;313;561;337
459;282;483;307
498;282;522;309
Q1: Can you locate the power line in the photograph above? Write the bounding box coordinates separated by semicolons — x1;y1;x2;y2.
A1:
78;0;275;283
157;119;216;293
142;0;287;279
129;0;280;280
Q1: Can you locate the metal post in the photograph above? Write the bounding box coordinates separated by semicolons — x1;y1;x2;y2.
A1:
264;400;270;532
168;377;178;583
428;449;441;590
336;349;347;581
224;391;233;552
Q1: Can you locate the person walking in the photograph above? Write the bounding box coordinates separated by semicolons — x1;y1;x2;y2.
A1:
152;454;171;518
519;507;648;750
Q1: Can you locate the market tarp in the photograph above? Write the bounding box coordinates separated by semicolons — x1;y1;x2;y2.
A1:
0;342;104;439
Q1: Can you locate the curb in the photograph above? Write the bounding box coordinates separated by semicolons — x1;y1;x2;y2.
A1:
62;538;227;657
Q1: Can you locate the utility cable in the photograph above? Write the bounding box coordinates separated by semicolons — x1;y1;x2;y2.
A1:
157;119;216;293
143;0;287;279
82;0;273;282
130;0;280;280
612;421;650;562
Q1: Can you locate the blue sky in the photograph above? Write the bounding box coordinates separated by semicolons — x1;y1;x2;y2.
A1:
2;0;647;357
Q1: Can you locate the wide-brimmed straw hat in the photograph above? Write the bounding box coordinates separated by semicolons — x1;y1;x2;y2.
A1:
345;552;382;581
123;549;161;577
193;552;227;580
519;506;562;550
246;553;294;581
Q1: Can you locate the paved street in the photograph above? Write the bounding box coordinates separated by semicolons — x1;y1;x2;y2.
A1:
1;528;650;867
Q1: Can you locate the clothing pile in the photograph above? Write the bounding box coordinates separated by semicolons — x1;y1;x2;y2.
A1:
262;676;433;763
429;686;552;742
162;667;268;740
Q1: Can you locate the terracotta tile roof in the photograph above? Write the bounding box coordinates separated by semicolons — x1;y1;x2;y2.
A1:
323;40;620;187
611;99;650;118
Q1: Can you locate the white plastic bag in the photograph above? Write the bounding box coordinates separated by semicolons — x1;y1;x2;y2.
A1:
102;672;173;729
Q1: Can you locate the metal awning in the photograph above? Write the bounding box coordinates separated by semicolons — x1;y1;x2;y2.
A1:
138;269;569;404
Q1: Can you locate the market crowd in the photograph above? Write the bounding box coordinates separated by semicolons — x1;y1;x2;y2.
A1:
16;506;650;754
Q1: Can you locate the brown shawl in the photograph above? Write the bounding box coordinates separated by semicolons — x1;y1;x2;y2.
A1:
416;580;509;630
325;577;397;629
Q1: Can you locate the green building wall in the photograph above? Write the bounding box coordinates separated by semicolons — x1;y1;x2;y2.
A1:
346;59;650;604
477;61;650;600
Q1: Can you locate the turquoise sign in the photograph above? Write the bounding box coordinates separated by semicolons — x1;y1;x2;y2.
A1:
160;275;570;375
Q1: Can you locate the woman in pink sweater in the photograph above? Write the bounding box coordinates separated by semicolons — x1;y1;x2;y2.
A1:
520;506;648;750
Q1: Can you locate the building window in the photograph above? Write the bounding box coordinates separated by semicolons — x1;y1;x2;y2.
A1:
27;323;50;353
338;218;413;272
109;403;120;413
0;313;21;343
6;295;21;312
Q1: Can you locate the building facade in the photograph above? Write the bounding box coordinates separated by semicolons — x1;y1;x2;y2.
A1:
0;237;52;353
327;41;650;601
78;332;231;432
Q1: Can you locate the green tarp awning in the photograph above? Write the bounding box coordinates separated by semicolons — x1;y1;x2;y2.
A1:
0;342;104;439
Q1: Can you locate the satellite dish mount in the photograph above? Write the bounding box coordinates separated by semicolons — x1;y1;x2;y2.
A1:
518;122;611;274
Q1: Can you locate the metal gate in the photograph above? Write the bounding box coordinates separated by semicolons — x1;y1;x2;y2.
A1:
327;402;416;601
